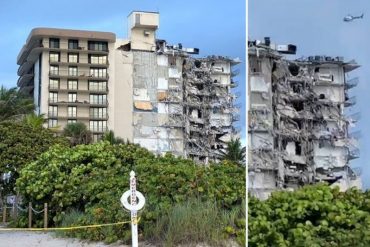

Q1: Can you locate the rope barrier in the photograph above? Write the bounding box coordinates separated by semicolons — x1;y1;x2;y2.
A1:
16;205;27;212
30;207;44;214
0;218;140;231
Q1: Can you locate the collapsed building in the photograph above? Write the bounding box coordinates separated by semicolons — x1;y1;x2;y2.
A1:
16;11;240;164
248;38;361;199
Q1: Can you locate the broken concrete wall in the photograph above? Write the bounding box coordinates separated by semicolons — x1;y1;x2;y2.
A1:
132;51;184;155
248;40;361;199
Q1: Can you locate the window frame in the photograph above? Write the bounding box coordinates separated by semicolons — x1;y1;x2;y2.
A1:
68;53;79;63
68;106;77;118
68;93;77;102
68;39;79;50
49;52;60;62
49;38;60;49
68;66;78;76
68;80;78;90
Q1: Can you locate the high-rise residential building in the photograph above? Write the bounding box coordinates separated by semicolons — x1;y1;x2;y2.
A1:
17;11;240;163
248;38;361;199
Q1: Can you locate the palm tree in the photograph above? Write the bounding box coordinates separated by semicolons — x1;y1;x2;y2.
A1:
220;137;246;166
63;122;92;146
0;86;34;122
102;130;125;144
23;113;46;128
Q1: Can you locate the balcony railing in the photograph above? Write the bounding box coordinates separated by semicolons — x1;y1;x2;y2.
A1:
89;127;108;132
48;99;108;106
89;113;109;119
48;112;58;118
49;70;109;79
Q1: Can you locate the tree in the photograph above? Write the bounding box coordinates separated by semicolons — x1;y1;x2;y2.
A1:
220;138;246;165
0;121;67;194
101;130;125;144
63;122;92;146
0;86;34;122
22;113;46;128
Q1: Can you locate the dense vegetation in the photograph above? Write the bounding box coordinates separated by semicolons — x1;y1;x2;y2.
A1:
0;86;34;122
249;184;370;247
16;142;246;245
0;121;67;194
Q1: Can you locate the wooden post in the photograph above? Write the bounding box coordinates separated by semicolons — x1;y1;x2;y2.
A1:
2;206;6;223
43;203;47;229
28;202;32;228
12;196;18;220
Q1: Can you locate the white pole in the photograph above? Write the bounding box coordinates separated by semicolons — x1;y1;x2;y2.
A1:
121;171;145;247
130;171;138;247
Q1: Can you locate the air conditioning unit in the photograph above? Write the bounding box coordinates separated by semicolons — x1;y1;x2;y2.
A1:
276;44;297;54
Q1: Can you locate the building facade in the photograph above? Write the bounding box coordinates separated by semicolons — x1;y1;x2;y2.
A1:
248;38;361;199
17;11;240;163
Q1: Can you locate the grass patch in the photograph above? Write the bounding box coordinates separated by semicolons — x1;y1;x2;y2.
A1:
144;198;244;247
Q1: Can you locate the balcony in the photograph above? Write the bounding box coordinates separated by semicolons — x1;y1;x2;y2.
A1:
344;96;356;107
49;70;109;81
89;113;109;120
89;127;108;133
49;60;109;68
17;72;34;87
48;86;108;94
348;148;360;160
345;77;359;89
48;99;108;107
48;112;58;118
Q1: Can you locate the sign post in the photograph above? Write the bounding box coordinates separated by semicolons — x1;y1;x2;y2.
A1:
121;171;145;247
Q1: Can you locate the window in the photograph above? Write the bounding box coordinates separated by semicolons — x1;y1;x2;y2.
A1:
68;53;79;63
68;106;77;117
90;94;106;105
89;120;107;132
68;80;78;90
69;66;78;76
68;39;79;50
89;81;107;91
68;93;77;102
88;41;108;51
90;68;107;78
92;134;103;142
89;55;107;64
48;119;58;128
68;119;77;124
48;106;58;117
90;107;107;118
50;65;59;75
49;79;59;89
49;92;58;103
49;52;60;62
49;38;60;48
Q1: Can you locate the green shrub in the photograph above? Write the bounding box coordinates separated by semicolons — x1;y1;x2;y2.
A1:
249;184;370;247
16;142;245;244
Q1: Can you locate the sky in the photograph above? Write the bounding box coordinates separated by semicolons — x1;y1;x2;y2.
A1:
0;0;246;141
249;0;370;188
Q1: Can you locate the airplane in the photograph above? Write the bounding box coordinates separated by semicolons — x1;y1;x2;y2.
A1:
343;14;364;22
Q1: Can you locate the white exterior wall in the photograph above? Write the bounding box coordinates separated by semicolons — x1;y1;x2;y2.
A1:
112;39;133;141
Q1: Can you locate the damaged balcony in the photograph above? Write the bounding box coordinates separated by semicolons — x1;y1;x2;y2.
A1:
345;77;359;89
344;96;356;107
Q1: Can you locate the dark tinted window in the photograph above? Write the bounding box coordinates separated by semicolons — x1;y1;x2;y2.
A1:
49;38;60;48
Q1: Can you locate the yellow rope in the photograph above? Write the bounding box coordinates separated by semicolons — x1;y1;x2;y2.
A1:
0;218;140;231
